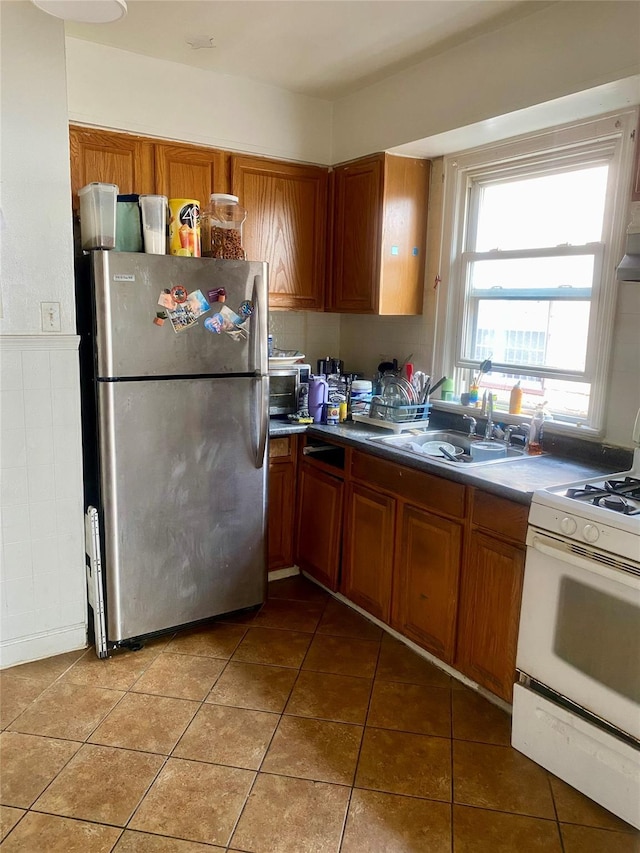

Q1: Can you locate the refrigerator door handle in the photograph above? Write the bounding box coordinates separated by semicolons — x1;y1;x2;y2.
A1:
255;374;269;468
251;274;268;378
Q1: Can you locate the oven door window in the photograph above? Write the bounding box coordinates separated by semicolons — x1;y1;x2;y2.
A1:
554;577;640;704
269;374;296;413
517;537;640;739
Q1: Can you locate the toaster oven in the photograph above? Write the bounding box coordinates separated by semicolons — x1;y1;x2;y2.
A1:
269;364;311;416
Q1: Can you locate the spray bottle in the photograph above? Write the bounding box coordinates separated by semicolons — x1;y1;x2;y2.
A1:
526;403;547;455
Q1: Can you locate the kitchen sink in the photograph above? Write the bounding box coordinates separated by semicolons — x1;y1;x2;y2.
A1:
368;429;536;467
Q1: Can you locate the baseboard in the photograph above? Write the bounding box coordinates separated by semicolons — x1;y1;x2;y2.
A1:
300;570;512;715
268;566;300;582
0;625;87;670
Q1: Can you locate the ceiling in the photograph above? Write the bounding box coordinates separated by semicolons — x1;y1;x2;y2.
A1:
64;0;544;101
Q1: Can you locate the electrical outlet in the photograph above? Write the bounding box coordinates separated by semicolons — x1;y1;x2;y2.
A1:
41;302;61;332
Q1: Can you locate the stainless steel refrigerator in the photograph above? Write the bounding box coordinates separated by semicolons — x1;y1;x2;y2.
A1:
77;250;269;652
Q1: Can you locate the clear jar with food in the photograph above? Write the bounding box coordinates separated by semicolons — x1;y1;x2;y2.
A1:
201;193;247;259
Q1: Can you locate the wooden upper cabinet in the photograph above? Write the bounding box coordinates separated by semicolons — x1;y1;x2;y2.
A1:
231;156;328;311
69;126;155;210
329;153;430;315
154;143;229;208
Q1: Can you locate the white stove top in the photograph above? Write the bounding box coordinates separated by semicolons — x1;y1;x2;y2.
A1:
530;446;640;565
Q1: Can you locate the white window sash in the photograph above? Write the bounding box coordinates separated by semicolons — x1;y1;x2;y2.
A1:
434;108;637;434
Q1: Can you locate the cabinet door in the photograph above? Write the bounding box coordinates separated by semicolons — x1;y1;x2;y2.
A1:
392;504;462;663
455;530;525;702
295;462;343;591
232;156;328;310
330;155;383;313
267;436;296;571
155;143;229;207
69;126;155;209
268;461;296;571
341;482;395;622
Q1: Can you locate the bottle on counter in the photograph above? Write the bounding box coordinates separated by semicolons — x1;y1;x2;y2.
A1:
509;381;523;414
526;403;547;455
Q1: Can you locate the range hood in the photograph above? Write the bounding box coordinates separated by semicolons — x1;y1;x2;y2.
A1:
616;232;640;281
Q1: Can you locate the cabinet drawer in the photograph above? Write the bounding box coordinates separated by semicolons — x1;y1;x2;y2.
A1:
471;489;529;544
351;451;465;519
269;436;293;460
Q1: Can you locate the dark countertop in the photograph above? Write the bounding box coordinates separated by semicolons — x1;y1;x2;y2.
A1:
269;418;632;505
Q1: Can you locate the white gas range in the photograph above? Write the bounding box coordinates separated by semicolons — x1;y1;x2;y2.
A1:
512;410;640;829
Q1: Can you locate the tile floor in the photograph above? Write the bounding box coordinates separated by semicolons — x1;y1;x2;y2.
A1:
0;574;638;852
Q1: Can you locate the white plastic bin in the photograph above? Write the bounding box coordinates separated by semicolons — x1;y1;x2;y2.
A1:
78;182;119;250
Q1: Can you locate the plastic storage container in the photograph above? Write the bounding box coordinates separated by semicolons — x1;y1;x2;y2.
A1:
115;194;142;252
78;182;119;250
201;194;246;259
351;380;372;414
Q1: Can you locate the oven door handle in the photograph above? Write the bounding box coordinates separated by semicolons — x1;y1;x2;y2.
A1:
529;535;640;590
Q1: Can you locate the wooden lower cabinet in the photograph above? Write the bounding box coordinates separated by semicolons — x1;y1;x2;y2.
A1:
267;436;297;571
294;461;343;591
455;530;525;702
391;504;462;663
341;482;395;622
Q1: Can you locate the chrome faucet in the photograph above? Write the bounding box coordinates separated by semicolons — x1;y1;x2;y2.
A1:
463;415;477;436
503;425;517;448
484;394;494;439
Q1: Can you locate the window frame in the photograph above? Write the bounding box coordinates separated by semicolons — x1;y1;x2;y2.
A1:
434;110;637;436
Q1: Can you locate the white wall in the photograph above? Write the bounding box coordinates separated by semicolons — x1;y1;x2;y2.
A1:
66;38;333;165
0;1;86;667
332;1;640;163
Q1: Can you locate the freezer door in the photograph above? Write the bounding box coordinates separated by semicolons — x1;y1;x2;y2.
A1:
92;251;268;379
98;375;267;642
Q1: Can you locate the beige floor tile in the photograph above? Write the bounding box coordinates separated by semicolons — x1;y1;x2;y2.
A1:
32;743;163;826
61;644;164;691
285;669;372;724
376;636;451;688
131;653;224;700
232;627;312;668
453;741;555;819
129;758;254;847
89;692;199;754
342;788;452;853
268;574;329;603
206;661;297;712
3;649;86;687
0;806;25;842
356;727;451;801
262;715;362;785
451;688;511;746
173;703;279;769
213;607;259;626
453;804;562;852
560;823;640;853
115;830;224;851
251;598;325;632
549;775;637;832
164;623;246;659
230;772;350;853
316;598;383;641
0;811;121;852
7;681;123;741
367;680;451;737
302;634;380;678
0;673;47;730
0;731;81;808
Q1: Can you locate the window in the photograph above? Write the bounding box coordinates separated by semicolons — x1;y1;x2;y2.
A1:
436;111;637;434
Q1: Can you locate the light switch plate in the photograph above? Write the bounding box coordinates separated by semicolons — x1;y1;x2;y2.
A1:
41;302;61;332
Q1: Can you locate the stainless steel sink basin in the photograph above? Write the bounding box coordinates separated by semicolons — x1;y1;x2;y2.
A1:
368;429;534;467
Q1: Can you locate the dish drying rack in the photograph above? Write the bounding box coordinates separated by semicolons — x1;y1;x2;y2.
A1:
352;399;431;433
